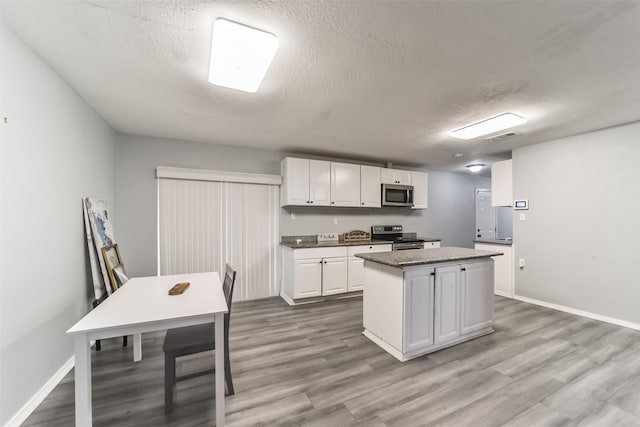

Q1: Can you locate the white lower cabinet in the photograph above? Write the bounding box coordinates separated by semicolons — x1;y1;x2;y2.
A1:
434;265;461;344
283;244;392;304
461;261;494;334
347;244;393;292
362;259;495;361
348;257;365;292
293;258;322;298
474;243;513;297
322;256;348;295
403;268;435;352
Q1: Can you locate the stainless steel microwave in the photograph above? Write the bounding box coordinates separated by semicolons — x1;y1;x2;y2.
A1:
382;184;414;207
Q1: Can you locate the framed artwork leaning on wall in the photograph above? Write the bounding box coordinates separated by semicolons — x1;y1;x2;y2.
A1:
101;244;125;292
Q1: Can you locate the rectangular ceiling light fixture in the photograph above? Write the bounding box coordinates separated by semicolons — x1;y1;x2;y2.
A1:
208;19;279;93
451;113;526;140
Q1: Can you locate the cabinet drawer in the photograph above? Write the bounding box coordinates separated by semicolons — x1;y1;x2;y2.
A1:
424;241;441;248
293;246;348;259
348;244;392;256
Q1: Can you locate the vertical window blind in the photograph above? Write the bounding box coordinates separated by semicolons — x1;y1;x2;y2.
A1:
158;168;280;301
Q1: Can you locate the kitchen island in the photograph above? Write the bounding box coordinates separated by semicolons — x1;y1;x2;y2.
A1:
355;247;503;361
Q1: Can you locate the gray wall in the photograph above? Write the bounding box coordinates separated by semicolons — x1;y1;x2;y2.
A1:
116;134;487;277
115;134;284;277
513;121;640;324
0;23;116;424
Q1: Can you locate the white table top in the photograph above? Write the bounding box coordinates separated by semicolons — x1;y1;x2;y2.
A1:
67;272;228;335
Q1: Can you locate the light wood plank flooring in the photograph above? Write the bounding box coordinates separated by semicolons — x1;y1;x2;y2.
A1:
24;296;640;426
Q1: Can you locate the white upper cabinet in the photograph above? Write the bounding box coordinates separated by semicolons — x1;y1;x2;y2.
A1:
281;157;330;206
360;165;382;207
381;168;412;185
309;160;331;206
491;159;512;207
283;158;425;209
281;157;310;206
330;162;361;207
411;171;428;209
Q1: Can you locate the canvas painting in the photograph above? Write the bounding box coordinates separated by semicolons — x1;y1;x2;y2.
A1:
83;200;106;300
84;197;116;298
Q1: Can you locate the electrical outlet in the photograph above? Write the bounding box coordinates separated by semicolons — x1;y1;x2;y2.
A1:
290;212;296;220
333;217;338;225
519;213;526;221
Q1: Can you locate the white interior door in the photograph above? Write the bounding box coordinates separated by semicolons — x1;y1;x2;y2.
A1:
475;189;496;240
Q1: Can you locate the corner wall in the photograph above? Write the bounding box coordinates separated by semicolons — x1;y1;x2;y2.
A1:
116;134;489;277
0;23;116;425
115;134;285;277
512;121;640;324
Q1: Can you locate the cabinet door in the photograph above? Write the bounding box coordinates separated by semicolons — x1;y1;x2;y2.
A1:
331;163;361;207
491;159;512;207
395;170;412;185
403;269;435;352
322;256;348;295
460;261;494;335
381;168;412;185
411;171;429;209
381;168;396;184
283;157;310;206
360;165;381;207
309;160;331;206
293;258;322;298
434;265;460;344
348;256;365;292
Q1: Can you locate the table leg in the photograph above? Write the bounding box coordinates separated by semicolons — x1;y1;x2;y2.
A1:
74;335;92;426
133;333;142;362
214;312;225;426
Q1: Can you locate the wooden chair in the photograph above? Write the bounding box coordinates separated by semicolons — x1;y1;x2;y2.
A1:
162;265;237;414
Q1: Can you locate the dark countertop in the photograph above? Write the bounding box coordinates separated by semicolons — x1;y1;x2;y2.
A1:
473;239;513;246
280;234;443;249
355;246;504;268
280;239;394;249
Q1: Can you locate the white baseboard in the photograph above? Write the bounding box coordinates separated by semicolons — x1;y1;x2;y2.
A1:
494;290;513;298
512;294;640;331
4;355;75;427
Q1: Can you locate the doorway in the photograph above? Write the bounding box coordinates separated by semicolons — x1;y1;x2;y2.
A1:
475;188;495;240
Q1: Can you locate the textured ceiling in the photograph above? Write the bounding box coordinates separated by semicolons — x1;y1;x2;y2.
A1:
3;0;640;174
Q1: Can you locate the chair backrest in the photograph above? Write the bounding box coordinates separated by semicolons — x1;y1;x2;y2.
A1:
222;264;237;321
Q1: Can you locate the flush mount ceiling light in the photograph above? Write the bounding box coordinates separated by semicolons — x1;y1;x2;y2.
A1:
451;113;526;140
208;19;279;93
466;164;485;173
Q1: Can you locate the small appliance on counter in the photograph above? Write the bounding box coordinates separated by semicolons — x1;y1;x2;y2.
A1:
371;225;425;250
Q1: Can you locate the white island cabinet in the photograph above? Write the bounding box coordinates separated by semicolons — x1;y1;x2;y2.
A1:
358;247;501;362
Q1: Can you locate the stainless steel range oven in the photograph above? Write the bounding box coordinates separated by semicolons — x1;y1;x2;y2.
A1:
371;225;425;250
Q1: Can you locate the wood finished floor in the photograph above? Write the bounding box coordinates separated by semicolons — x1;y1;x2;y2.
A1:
24;296;640;427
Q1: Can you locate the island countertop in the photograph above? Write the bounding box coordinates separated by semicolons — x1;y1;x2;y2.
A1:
355;246;503;267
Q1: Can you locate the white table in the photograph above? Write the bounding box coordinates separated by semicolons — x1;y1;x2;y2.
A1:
67;272;228;426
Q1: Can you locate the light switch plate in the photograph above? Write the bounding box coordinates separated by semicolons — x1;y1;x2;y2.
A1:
519;213;526;221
